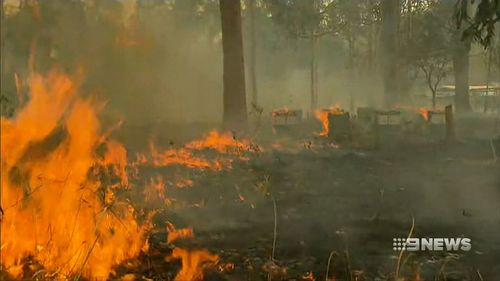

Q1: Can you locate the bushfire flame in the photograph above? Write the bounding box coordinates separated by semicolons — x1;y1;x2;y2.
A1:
150;143;222;170
1;68;257;280
168;247;219;281
314;105;344;137
185;130;252;154
143;174;172;206
0;70;150;279
419;107;430;122
166;222;194;244
147;130;260;171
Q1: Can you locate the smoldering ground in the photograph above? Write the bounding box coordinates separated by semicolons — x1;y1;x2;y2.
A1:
121;123;499;280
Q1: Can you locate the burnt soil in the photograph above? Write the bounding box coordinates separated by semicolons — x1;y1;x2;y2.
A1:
113;118;500;281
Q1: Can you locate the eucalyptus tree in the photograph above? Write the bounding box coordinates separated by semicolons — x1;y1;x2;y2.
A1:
456;0;499;48
402;1;453;109
220;0;247;129
265;0;339;112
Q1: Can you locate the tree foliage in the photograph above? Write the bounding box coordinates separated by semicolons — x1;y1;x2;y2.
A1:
455;0;500;47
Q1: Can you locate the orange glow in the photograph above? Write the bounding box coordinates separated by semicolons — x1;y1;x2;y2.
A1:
314;110;330;137
314;105;344;137
146;130;260;171
303;271;316;281
143;175;171;205
150;142;222;170
419;107;430;121
0;70;150;279
166;222;194;244
168;247;219;281
130;152;148;177
121;273;137;281
172;177;194;189
218;262;235;272
271;107;290;117
185;130;255;155
99;139;129;187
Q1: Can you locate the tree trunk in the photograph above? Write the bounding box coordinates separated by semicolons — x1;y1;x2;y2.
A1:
366;0;376;106
220;0;247;129
310;34;318;113
485;47;492;112
380;0;400;107
407;0;412;42
432;89;436;109
445;104;455;139
495;30;500;83
452;38;472;113
399;0;412;104
248;0;258;109
367;21;374;73
348;28;355;113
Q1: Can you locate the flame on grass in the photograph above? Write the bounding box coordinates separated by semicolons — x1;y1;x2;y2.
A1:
168;248;219;281
165;224;218;281
99;139;129;187
143;175;173;206
166;222;194;244
185;130;255;155
144;130;261;171
173;177;193;189
0;69;150;279
150;142;222;170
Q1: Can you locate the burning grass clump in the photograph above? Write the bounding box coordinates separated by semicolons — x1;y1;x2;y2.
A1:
0;69;152;280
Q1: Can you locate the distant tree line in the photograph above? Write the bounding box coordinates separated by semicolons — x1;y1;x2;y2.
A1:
2;0;499;128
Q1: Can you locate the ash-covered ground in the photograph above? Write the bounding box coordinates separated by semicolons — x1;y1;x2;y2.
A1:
113;116;500;281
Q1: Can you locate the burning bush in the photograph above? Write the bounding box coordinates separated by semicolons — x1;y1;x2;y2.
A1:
0;70;151;279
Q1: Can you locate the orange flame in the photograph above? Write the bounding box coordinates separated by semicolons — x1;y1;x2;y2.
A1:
303;271;316;281
143;175;171;205
314;110;330;137
314;105;344;137
0;70;150;279
99;139;129;187
166;222;194;244
185;130;254;155
419;107;430;121
146;130;260;171
168;247;219;281
172;177;193;189
150;142;221;170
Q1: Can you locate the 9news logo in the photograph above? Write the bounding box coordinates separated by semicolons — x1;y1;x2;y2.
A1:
393;237;472;252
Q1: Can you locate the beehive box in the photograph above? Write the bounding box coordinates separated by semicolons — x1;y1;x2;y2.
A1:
375;110;401;126
328;112;352;140
271;109;302;126
429;110;446;125
374;110;402;143
357;107;376;124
